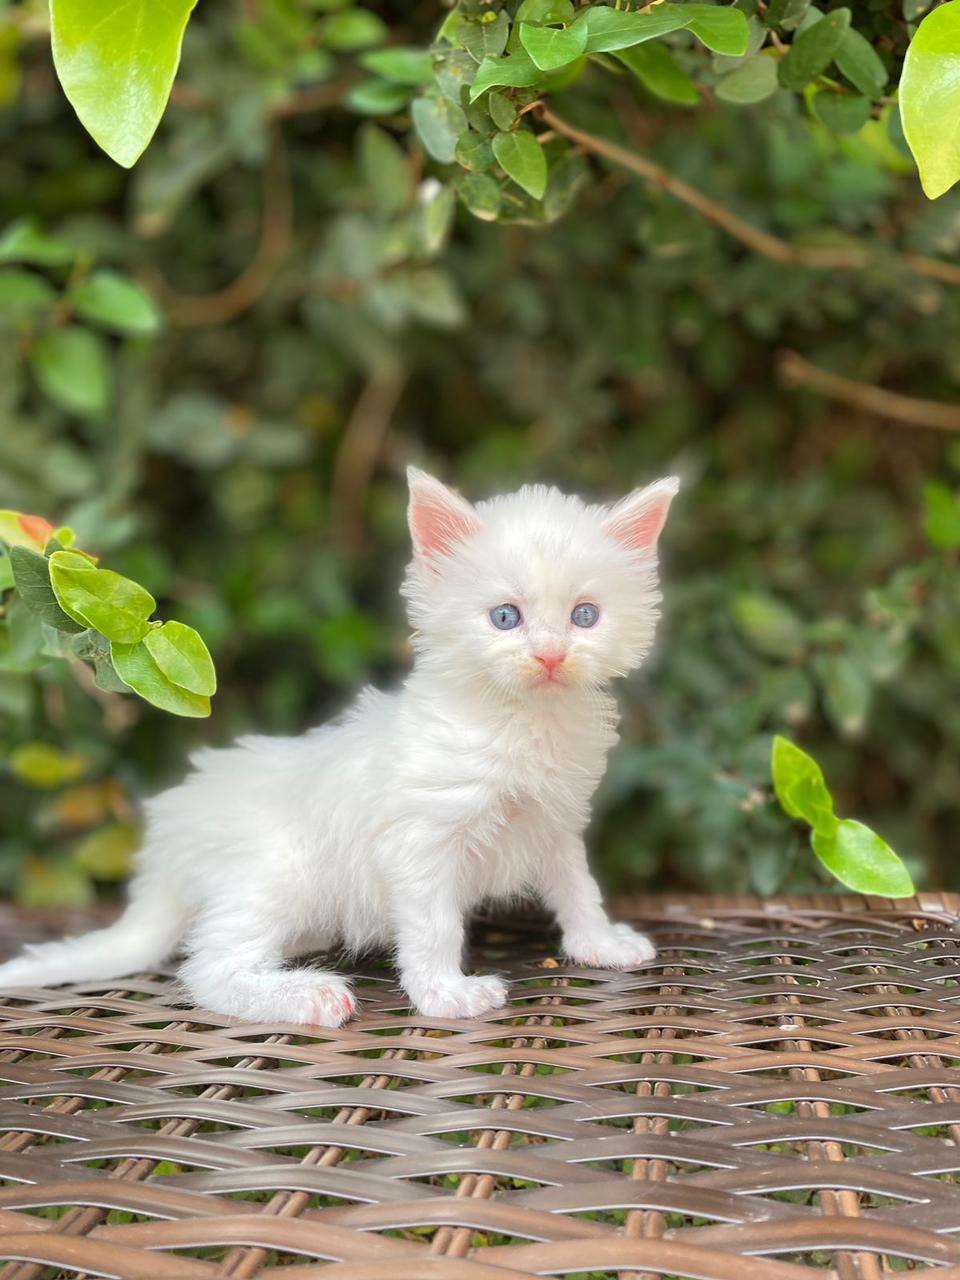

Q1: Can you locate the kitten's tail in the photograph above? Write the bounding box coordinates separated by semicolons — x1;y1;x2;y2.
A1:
0;878;187;989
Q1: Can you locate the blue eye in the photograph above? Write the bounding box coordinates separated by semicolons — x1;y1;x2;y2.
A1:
490;603;522;630
572;602;600;628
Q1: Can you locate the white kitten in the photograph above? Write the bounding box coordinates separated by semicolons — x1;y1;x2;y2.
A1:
0;469;678;1025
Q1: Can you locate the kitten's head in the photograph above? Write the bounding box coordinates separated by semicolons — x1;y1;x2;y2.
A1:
402;469;678;699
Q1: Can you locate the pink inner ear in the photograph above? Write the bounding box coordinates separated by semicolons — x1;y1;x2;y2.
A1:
604;483;677;553
411;494;478;558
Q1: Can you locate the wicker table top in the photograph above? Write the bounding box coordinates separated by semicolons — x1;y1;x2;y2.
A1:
0;893;958;1279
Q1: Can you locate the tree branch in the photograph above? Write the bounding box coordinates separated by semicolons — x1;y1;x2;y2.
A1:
330;363;408;553
778;350;960;433
538;104;960;289
151;127;293;328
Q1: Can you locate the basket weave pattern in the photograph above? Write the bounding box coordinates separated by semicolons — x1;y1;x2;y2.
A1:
1;894;958;1278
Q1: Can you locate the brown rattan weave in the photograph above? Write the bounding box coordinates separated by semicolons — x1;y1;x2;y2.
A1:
1;893;959;1278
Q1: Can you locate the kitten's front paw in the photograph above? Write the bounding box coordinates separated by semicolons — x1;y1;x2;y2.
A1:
411;974;509;1019
564;922;656;969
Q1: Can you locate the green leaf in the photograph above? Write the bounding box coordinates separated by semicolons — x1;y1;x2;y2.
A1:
0;219;76;267
517;0;575;24
69;627;130;691
903;0;934;19
835;27;887;99
519;21;588;71
771;736;912;897
438;52;479;106
345;79;411;115
17;856;95;909
900;0;960;198
72;822;139;879
811;820;915;897
0;269;57;317
359;47;434;86
405;267;467;328
615;42;699;105
487;90;518;131
321;8;388;51
93;649;130;692
812;90;871;134
70;270;161;335
732;591;805;660
682;4;749;56
458;10;510;64
922;480;960;549
416;184;456;254
545;153;591;224
111;638;211;716
766;0;810;31
459;172;503;221
0;600;46;673
814;652;872;738
9;741;87;788
359;124;414;214
469;51;543;100
492;130;548;200
30;326;110;419
778;6;851;90
578;5;689;54
48;550;155;644
50;0;198;168
144;620;216;696
747;836;790;896
456;131;495;172
411;93;467;163
771;735;837;835
9;546;84;633
715;53;779;103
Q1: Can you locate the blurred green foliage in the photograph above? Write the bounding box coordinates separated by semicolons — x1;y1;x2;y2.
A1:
0;0;959;906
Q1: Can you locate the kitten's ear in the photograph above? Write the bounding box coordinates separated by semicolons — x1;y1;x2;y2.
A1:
407;467;480;561
603;477;679;554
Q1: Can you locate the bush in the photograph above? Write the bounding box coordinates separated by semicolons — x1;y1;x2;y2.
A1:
0;0;958;905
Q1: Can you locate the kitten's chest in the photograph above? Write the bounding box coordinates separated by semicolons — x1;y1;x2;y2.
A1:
398;694;618;833
486;701;617;815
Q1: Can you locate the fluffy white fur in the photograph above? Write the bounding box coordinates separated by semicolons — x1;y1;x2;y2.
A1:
0;469;678;1026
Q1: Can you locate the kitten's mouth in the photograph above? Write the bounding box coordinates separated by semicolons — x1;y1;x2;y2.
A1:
531;668;568;689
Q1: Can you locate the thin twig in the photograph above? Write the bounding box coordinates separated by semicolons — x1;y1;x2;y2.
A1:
269;77;355;119
901;251;960;288
330;363;408;553
151;127;293;327
538;104;960;288
539;104;867;269
778;350;960;433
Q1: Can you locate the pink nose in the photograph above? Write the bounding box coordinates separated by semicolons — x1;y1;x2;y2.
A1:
535;653;566;677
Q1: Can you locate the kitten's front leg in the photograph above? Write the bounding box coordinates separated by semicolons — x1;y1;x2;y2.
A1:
389;845;508;1018
543;835;656;969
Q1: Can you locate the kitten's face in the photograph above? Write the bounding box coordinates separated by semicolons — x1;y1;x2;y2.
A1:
402;472;678;699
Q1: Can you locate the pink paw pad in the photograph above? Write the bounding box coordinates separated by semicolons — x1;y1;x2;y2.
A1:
340;993;355;1019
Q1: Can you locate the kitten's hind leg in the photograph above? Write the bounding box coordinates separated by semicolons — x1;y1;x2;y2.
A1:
179;909;355;1028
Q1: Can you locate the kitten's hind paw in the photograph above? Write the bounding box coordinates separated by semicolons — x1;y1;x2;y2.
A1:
564;922;657;970
307;982;357;1027
411;974;509;1020
188;966;358;1029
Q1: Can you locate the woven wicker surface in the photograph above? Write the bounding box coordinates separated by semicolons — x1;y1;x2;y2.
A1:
0;893;959;1278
